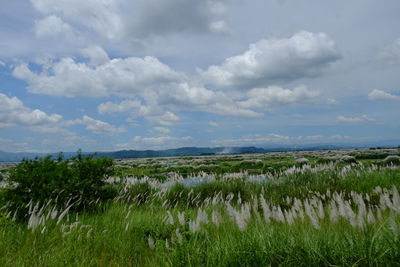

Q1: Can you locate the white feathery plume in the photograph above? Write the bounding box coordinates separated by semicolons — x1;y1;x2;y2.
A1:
389;213;399;236
259;195;271;223
175;228;183;244
304;199;320;230
272;206;285;223
367;209;376;225
165;211;174;225
177;211;185;225
211;210;222;227
329;200;339;223
317;200;325;219
391;186;400;213
148;236;155;249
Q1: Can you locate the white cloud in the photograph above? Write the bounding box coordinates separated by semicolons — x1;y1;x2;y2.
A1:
200;31;340;88
209;121;219;127
98;100;142;114
368;89;400;101
0;93;63;128
0;138;31;153
98;100;181;126
126;0;229;37
336;115;376;123
30;0;229;41
34;15;74;38
0;61;5;67
377;38;400;64
153;126;171;134
72;115;125;136
12;54;261;122
327;98;338;105
145;111;180;127
13;53;323;126
12;56;183;98
81;45;110;66
209;20;228;34
239;85;320;109
31;0;124;40
37;127;98;150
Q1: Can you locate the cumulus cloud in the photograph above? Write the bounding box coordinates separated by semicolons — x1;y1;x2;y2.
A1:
36;126;98;150
126;0;229;37
152;127;171;134
0;93;124;140
239;85;320;109
336;115;376;123
31;0;124;40
0;93;62;128
98;100;142;114
200;31;340;88
81;45;110;66
71;115;125;136
368;89;400;101
99;100;181;126
34;15;74;38
12;56;183;98
13;52;322;126
30;0;229;41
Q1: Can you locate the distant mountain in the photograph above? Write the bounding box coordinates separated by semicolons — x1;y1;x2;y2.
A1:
0;141;398;162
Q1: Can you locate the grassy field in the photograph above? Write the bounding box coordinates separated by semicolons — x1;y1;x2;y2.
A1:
0;148;399;266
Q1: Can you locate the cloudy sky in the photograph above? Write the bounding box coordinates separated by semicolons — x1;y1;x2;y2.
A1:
0;0;399;152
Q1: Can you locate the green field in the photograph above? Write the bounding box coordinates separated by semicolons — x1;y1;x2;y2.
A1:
1;148;400;266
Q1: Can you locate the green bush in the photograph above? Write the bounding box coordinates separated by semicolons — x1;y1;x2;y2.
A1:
124;182;154;205
2;152;115;219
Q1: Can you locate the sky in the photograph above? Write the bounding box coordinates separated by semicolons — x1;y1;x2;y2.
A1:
0;0;399;152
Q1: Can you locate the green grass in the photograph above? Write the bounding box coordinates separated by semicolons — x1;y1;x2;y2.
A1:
1;201;399;266
1;149;400;266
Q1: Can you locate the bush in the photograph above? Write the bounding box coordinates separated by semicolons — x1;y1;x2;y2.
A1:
295;157;309;166
2;151;115;219
382;155;400;165
124;182;154;205
339;155;357;163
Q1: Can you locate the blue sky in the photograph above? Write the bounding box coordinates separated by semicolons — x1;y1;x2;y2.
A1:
0;0;399;152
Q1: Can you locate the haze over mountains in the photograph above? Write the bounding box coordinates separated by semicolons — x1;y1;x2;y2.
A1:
1;140;398;162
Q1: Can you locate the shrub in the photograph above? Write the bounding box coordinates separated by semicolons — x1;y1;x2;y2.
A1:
124;182;154;205
295;157;309;166
2;151;115;220
382;155;400;165
339;155;357;163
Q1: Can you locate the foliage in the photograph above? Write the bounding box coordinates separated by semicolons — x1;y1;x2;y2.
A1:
2;151;115;219
0;148;400;265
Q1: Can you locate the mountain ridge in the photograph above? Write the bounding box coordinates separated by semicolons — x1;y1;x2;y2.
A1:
1;140;399;162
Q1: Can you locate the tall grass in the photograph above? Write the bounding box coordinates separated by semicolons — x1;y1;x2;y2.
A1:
0;158;399;266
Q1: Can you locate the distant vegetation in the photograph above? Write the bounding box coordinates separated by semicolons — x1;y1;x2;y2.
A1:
2;152;115;221
0;148;399;266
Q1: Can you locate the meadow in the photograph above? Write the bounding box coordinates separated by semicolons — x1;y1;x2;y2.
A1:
0;148;400;266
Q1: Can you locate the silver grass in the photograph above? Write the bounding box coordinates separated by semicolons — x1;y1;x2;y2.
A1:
259;195;271;223
148;236;155;249
175;228;183;244
177;211;185;225
211;210;222;226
